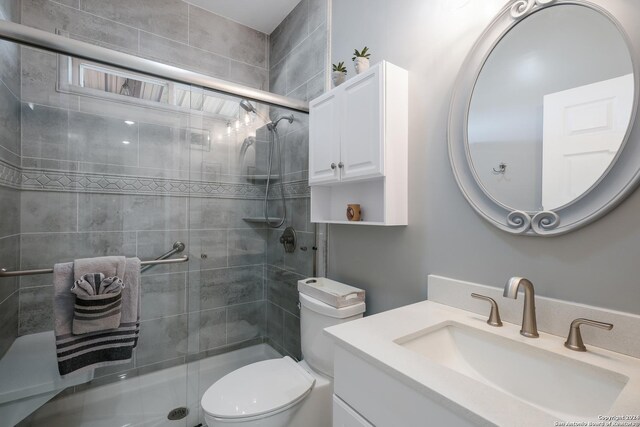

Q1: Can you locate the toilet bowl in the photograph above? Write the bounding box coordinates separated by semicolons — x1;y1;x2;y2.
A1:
202;280;365;427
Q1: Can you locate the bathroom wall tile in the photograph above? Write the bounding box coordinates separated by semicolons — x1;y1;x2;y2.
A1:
0;0;20;23
190;198;262;231
0;186;19;237
138;123;190;174
137;314;188;366
22;0;139;52
198;307;226;351
228;228;266;266
137;229;190;274
140;272;187;321
227;301;265;344
138;31;230;80
0;37;20;100
284;231;314;277
270;0;308;67
188;5;267;68
67;111;139;166
269;58;287;97
188;229;228;271
268;197;310;232
285;24;326;93
266;265;304;316
0;235;19;301
266;301;284;348
266;228;285;267
284;125;310;177
21;191;77;233
78;193;187;232
21;103;70;160
228;61;268;91
0;292;18;358
82;0;188;44
20;231;137;269
20;48;79;109
283;311;301;360
0;78;20;155
53;0;79;8
305;71;326;101
19;286;54;335
308;0;328;32
193;265;263;311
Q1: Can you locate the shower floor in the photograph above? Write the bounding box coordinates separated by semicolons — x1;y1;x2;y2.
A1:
17;343;281;427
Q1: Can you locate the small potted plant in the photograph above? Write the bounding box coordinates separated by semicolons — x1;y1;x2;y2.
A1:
352;47;371;74
332;62;347;87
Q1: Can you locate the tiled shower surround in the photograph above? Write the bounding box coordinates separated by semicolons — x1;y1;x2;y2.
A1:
0;0;20;360
0;0;328;393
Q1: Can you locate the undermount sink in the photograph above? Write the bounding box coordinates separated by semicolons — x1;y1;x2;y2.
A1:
395;321;629;419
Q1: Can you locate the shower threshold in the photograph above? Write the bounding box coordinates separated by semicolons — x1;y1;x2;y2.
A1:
18;342;281;427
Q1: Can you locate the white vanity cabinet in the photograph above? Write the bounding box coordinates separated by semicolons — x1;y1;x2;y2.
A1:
333;395;374;427
309;61;408;225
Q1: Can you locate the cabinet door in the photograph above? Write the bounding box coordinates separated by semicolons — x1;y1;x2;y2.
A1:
333;395;374;427
340;67;384;182
309;91;341;185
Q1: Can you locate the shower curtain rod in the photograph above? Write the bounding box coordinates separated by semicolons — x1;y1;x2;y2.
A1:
0;255;189;278
0;20;310;113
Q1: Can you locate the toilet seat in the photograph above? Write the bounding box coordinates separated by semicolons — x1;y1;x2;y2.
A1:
201;356;315;422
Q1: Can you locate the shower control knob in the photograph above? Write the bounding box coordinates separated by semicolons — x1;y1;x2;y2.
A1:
338;162;344;169
330;163;337;170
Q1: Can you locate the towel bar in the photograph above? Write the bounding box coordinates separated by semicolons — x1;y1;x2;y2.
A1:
0;255;189;278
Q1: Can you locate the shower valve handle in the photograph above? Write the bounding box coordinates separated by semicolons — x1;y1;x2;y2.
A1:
330;163;337;170
338;162;344;168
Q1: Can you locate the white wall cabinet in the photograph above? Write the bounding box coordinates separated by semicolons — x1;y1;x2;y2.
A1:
309;61;408;225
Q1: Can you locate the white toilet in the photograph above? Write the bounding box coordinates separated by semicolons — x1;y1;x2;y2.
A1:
201;278;366;427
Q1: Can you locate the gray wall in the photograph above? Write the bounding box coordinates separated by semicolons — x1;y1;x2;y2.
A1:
328;0;640;316
0;0;20;359
264;0;329;360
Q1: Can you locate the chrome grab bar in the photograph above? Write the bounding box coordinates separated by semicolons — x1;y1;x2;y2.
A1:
140;241;186;273
0;242;188;278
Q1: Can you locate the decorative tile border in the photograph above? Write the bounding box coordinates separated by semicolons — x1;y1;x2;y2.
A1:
0;159;22;189
2;163;311;199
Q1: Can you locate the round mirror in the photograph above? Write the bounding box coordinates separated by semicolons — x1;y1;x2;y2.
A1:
467;5;634;212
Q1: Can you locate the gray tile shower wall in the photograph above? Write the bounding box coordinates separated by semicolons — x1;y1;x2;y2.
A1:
21;0;269;90
263;0;327;360
269;0;328;102
0;0;20;359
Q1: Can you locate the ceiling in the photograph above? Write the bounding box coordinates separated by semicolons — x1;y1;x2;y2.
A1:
185;0;302;34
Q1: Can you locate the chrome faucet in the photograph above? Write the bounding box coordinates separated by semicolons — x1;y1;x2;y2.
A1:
504;277;539;338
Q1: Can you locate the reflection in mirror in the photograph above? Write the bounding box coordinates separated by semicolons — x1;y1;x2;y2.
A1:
468;5;634;212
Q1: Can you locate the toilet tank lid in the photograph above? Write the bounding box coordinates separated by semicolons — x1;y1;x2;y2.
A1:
201;356;314;420
298;277;365;308
299;292;366;318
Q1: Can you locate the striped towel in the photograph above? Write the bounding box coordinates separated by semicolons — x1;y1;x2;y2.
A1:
53;258;141;376
71;273;124;335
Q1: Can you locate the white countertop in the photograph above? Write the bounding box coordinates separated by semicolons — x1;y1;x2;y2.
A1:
324;300;640;426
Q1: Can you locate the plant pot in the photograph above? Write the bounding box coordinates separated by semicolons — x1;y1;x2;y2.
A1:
354;57;370;74
332;71;347;87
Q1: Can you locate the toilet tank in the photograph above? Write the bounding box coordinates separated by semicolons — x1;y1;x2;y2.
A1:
299;291;365;378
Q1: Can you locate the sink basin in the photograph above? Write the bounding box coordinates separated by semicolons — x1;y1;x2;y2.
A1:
395;321;629;419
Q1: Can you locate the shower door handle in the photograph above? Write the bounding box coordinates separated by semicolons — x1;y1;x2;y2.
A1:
330;163;337;170
338;162;344;169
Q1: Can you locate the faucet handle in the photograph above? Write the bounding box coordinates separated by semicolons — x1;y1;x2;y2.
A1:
471;293;503;327
564;318;613;352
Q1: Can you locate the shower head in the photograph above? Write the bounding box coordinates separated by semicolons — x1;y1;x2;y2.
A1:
240;99;257;114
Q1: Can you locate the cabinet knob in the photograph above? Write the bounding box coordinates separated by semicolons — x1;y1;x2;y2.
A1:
330;163;337;170
338;162;344;169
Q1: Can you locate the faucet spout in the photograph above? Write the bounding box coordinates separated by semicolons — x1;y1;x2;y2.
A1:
504;277;539;338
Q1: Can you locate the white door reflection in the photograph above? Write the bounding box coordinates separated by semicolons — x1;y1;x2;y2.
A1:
542;74;634;209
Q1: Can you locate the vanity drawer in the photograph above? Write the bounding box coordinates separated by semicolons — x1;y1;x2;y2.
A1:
333;395;374;427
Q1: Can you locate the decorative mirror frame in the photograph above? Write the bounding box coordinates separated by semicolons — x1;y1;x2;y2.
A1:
448;0;640;236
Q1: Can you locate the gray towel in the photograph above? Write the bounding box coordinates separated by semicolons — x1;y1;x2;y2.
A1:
53;258;141;376
73;256;125;282
70;273;124;335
